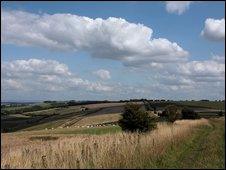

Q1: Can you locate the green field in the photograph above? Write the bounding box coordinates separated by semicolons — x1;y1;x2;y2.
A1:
149;118;225;168
16;125;122;136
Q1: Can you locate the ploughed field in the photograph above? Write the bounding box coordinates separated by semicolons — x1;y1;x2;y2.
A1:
1;101;224;133
1;102;130;132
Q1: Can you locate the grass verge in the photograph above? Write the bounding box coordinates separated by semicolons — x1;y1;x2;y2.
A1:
149;117;225;169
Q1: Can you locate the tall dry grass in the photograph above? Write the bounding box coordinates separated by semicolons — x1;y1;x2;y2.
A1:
1;118;210;169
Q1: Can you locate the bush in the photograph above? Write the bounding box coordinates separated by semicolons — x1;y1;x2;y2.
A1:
119;103;157;133
218;111;224;116
67;100;77;106
181;107;199;119
153;106;157;114
164;105;180;122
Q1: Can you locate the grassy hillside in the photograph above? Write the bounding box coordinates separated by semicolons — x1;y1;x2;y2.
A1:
149;117;225;168
1;118;224;168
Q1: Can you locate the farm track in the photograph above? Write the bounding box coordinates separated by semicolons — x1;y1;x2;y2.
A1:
54;107;121;128
174;126;212;168
51;108;103;128
157;117;225;168
59;110;96;128
1;105;119;132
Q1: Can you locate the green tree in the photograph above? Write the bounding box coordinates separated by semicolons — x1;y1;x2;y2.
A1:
181;107;199;119
164;105;180;122
119;103;157;133
218;110;224;117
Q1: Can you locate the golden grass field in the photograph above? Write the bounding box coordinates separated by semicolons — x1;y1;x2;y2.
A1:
1;118;213;169
74;113;122;126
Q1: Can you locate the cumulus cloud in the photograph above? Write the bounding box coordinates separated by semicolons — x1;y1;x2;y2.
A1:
2;59;113;92
2;79;23;90
2;59;71;78
165;1;192;15
201;18;225;41
146;54;225;99
93;69;111;80
1;9;189;66
212;54;225;63
177;57;225;82
155;55;225;90
1;9;224;100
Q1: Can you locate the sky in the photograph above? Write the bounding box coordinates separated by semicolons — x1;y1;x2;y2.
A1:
1;1;225;101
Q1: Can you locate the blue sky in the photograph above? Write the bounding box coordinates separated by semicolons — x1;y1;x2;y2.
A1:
1;1;225;101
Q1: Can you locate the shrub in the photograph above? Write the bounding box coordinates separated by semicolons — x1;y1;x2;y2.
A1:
181;107;199;119
164;105;180;122
67;100;77;106
153;106;157;114
142;100;153;111
119;103;157;133
218;111;224;116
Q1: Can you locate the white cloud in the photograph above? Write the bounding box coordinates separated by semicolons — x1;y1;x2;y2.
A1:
2;59;71;78
155;55;225;90
1;57;224;100
177;57;225;82
147;55;225;99
165;1;192;15
201;18;225;41
2;59;113;92
93;69;111;80
212;54;225;63
1;9;189;66
1;9;224;100
2;79;23;90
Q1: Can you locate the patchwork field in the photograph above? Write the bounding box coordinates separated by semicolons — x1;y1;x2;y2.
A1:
1;103;127;132
1;101;224;132
1;100;225;169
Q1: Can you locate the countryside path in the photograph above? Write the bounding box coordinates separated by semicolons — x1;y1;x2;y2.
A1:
155;117;225;169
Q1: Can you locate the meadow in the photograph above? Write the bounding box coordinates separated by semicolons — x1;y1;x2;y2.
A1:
1;100;225;169
1;117;224;169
